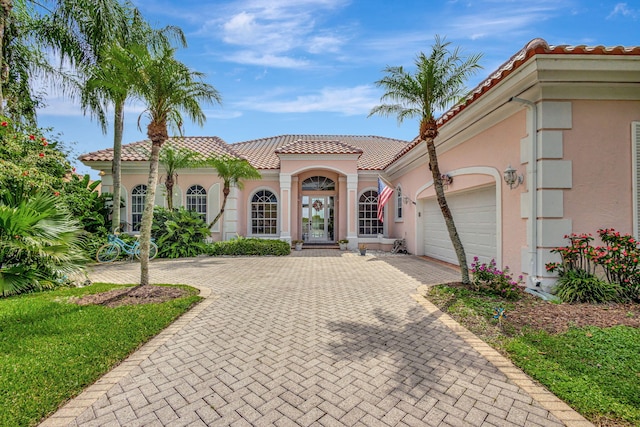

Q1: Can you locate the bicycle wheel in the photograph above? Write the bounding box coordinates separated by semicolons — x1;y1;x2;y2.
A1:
96;243;121;263
149;242;158;260
134;242;159;260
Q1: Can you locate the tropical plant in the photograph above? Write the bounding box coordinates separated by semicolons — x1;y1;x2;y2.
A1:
0;116;77;209
159;143;200;210
553;269;620;304
102;44;221;286
59;174;110;235
200;155;261;229
369;35;482;285
0;188;86;296
151;207;210;258
80;8;186;231
547;230;640;302
0;0;131;122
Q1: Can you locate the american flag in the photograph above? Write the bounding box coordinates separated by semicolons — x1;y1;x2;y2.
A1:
377;177;394;222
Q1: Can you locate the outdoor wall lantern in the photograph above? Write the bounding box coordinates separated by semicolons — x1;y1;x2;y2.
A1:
403;196;416;205
503;164;523;189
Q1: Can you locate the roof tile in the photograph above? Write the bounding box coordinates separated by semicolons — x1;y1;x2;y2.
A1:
275;139;363;155
233;135;408;170
78;136;235;162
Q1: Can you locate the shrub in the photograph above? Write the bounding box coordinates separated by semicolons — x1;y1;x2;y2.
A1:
595;229;640;301
207;237;290;256
470;257;524;300
0;190;86;296
151;208;211;258
554;269;620;304
547;230;640;302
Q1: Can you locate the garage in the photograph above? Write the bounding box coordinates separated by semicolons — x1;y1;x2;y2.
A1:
422;185;497;266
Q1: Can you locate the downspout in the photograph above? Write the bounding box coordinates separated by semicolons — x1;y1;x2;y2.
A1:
509;97;541;287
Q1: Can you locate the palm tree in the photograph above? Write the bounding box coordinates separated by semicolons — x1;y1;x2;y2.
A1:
369;36;482;285
0;0;131;121
159;143;200;210
0;189;85;296
201;155;261;229
81;7;186;232
105;44;221;286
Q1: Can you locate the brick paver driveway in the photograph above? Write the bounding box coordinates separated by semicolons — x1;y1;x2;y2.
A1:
42;251;590;427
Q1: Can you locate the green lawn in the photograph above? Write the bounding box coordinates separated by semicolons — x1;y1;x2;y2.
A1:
0;283;202;427
427;285;640;426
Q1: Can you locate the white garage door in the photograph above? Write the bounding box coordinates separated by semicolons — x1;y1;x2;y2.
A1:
423;186;496;266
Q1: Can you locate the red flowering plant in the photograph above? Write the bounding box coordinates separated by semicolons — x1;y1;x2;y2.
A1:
546;233;597;276
0;116;72;197
470;257;524;300
594;229;640;301
546;229;640;302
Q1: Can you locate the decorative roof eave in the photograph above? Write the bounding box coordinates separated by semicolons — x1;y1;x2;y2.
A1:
384;38;640;169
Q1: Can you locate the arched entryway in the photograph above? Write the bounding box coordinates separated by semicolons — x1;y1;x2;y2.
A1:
301;175;336;243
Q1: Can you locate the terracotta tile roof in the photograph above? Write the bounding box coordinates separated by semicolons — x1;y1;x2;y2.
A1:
438;38;640;128
233;135;408;170
78;136;236;162
275;139;363;155
388;38;640;166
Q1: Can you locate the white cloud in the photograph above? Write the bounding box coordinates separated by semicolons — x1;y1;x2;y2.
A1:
224;51;310;68
235;85;379;115
607;3;639;19
197;0;351;68
444;4;560;41
204;109;243;120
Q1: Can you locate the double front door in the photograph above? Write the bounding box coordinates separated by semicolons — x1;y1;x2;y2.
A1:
302;196;334;243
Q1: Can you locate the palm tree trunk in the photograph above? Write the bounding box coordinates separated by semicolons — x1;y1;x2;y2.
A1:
139;134;164;286
422;119;470;284
208;186;229;229
165;176;174;210
0;0;13;115
111;100;124;232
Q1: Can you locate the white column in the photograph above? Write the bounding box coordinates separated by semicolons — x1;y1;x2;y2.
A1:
347;174;358;248
223;186;239;240
280;174;292;241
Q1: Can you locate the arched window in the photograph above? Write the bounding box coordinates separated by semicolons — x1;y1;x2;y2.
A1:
359;190;383;236
301;176;335;191
251;190;278;235
186;185;207;220
131;184;147;231
395;186;403;220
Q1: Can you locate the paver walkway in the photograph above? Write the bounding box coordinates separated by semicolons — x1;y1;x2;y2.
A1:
41;251;592;427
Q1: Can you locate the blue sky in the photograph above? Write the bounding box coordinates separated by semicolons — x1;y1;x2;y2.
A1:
37;0;639;178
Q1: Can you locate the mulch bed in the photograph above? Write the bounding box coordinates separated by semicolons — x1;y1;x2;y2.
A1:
74;285;187;308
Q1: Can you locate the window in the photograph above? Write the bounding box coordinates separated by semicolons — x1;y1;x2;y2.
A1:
131;184;147;231
186;185;207;220
359;190;383;236
301;176;335;191
396;186;403;220
251;190;278;235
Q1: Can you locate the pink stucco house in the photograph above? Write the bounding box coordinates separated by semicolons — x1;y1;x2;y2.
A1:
80;39;640;290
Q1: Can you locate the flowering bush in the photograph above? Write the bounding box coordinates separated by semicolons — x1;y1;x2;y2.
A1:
546;229;640;302
471;257;524;300
545;233;597;276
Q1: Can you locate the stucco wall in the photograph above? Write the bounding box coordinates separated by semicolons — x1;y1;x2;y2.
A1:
564;100;640;236
390;111;528;273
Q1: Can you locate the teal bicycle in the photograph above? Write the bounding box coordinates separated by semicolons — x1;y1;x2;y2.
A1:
96;232;158;263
